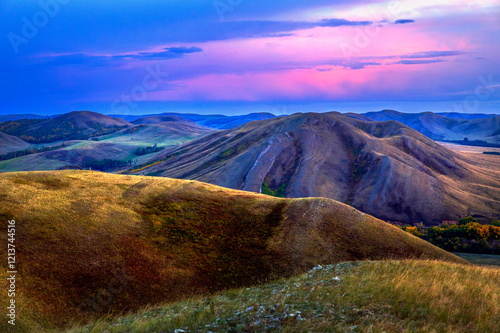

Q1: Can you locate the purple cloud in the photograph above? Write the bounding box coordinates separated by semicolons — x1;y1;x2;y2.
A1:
390;59;446;65
402;50;468;59
394;19;415;24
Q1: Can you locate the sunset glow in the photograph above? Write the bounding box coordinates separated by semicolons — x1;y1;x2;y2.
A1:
1;0;499;114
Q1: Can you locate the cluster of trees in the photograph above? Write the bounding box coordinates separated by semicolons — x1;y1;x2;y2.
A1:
443;139;500;148
81;158;131;172
0;144;66;161
0;119;44;139
134;144;164;156
56;165;84;170
401;217;500;254
123;125;146;134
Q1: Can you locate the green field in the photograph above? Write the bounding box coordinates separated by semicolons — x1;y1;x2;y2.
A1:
453;252;500;267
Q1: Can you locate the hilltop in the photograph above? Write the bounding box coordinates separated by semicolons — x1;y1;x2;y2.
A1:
0;171;464;331
128;112;500;224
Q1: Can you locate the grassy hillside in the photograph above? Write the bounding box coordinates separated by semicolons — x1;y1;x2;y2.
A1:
0;171;465;332
69;260;499;333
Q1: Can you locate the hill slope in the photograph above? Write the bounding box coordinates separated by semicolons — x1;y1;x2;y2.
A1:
0;171;464;331
0;131;30;154
130;113;500;224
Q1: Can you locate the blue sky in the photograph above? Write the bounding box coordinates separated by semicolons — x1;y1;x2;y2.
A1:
1;0;499;115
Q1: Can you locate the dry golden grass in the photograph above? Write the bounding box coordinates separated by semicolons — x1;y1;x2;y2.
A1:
0;171;466;332
68;260;499;333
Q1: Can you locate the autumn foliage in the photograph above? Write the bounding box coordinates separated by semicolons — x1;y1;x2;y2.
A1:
401;217;500;254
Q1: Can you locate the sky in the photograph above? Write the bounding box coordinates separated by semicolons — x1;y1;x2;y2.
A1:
1;0;499;116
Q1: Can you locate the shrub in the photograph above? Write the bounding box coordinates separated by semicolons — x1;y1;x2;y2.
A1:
458;216;477;225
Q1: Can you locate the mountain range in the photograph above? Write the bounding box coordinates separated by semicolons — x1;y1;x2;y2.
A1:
2;109;498;142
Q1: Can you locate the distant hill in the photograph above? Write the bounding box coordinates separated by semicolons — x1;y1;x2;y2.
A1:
129;113;500;224
358;110;500;143
0;171;464;331
436;112;499;120
115;121;213;140
0;114;55;122
51;110;131;127
132;115;191;124
0;111;131;143
0;131;30;154
112;112;277;129
199;112;277;129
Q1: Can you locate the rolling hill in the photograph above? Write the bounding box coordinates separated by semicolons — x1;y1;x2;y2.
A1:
0;171;464;332
128;112;500;224
357;110;500;143
0;131;30;154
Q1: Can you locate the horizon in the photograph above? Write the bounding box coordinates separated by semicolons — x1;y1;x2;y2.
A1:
2;108;500;119
1;0;499;116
